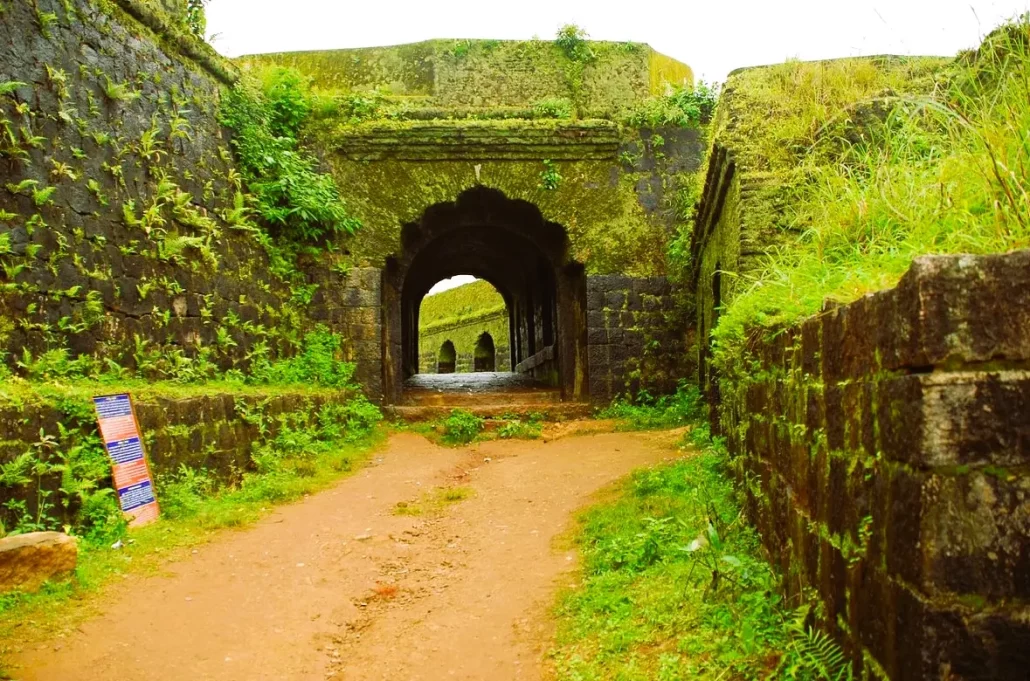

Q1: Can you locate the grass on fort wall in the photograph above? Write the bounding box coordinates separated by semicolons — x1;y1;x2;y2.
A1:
418;279;506;334
711;18;1030;362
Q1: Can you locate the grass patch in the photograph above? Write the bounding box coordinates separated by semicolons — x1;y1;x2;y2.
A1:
552;425;852;680
393;485;474;516
597;382;704;431
711;19;1030;362
441;409;484;445
497;412;544;440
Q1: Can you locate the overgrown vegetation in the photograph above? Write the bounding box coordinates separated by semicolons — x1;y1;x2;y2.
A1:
598;382;704;430
710;19;1030;365
497;413;543;439
442;409;484;445
220;67;360;243
552;425;852;680
184;0;207;39
625;81;719;129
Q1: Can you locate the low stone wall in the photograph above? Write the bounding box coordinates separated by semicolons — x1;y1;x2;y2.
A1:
721;251;1030;679
0;388;353;531
586;275;691;402
306;266;384;398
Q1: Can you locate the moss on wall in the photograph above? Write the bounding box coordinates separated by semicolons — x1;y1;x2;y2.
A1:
314;120;704;276
239;39;692;119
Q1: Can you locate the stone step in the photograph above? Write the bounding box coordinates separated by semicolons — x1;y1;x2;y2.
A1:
385;402;592;422
400;389;562;407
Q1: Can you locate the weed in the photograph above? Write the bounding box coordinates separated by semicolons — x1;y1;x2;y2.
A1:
497;418;542;440
598;381;704;430
101;76;140;103
394;485;474;516
442;409;483;445
538;159;562;190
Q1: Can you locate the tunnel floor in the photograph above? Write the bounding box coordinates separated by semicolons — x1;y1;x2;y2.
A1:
404;372;550;394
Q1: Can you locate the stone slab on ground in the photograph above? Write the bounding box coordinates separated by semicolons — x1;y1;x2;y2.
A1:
0;532;78;594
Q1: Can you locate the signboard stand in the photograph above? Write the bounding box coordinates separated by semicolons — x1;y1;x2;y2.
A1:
92;393;160;527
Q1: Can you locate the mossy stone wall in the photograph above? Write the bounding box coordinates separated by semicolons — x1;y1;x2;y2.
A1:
721;251;1030;679
240;39;692;118
0;0;344;377
416;279;510;373
320;123;705;277
419;310;510;374
0;385;355;531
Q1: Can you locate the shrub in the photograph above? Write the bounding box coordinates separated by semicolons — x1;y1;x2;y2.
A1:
249;326;356;388
442;409;483;445
598;381;704;430
625;81;719;128
497;418;542;440
220;69;360;243
555;24;593;62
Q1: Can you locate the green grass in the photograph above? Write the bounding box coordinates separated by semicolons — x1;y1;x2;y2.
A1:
496;417;543;440
0;425;386;661
441;409;484;445
393;485;474;516
711;19;1030;363
552;425;852;681
597;382;704;430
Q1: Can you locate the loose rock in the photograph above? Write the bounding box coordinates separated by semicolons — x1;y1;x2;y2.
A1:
0;532;78;594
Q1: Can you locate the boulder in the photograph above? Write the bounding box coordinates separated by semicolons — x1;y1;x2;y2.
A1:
0;532;78;593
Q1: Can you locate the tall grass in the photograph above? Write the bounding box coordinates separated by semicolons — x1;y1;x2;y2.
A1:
713;18;1030;355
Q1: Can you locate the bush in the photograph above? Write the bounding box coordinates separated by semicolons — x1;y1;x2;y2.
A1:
442;409;483;445
598;381;704;430
497;418;542;440
625;81;719;128
249;326;356;388
220;68;360;243
158;464;216;520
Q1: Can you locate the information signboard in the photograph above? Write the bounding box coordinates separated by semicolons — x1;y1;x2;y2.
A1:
92;393;160;527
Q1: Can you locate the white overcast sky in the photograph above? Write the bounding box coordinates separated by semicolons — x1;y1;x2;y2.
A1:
207;0;1029;83
206;0;1028;295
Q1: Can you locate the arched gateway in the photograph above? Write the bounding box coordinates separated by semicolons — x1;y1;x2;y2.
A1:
381;187;588;404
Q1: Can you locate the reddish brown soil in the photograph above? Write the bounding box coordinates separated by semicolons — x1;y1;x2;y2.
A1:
10;428;679;681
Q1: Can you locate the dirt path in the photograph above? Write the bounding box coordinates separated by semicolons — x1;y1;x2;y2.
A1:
10;429;678;681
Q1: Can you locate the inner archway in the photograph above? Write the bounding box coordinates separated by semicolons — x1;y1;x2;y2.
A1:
437;340;456;373
382;186;588;404
474;332;496;372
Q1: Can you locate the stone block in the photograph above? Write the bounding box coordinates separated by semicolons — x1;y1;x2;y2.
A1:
888;251;1030;371
854;567;897;677
887;464;1030;601
893;580;1030;681
604;291;626;311
0;532;78;594
878;371;1030;468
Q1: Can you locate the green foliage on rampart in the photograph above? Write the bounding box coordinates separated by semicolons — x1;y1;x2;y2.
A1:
220;67;361;243
701;20;1030;373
